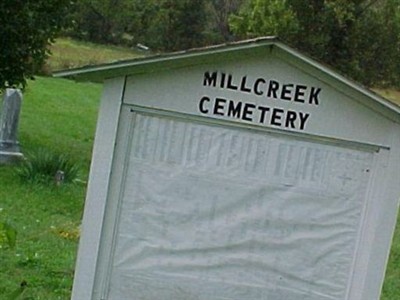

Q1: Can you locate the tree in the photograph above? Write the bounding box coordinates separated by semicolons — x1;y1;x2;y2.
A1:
229;0;299;40
286;0;370;70
128;0;208;52
0;0;73;90
207;0;245;42
69;0;134;45
287;0;400;86
69;0;242;51
350;0;400;86
229;0;400;87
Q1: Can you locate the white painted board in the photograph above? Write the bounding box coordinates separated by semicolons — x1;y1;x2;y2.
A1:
124;57;394;148
103;111;375;300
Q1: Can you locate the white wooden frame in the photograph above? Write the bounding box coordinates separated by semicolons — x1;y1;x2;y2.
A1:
72;99;400;300
66;39;400;300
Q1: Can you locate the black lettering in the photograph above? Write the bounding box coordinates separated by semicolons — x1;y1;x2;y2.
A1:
227;74;238;90
285;110;297;128
254;78;266;96
220;72;226;88
281;84;293;101
309;87;321;105
298;112;310;130
199;96;210;114
271;108;284;126
214;97;227;116
203;71;217;87
258;106;270;123
267;80;279;99
227;100;242;118
242;103;256;121
294;85;307;103
240;76;252;93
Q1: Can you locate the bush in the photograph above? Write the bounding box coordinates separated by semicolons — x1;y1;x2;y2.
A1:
15;148;79;185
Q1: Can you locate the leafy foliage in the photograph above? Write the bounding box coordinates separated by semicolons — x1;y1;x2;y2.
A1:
0;0;73;90
1;0;399;87
206;0;244;42
15;148;79;185
229;0;299;39
69;0;244;51
64;0;400;87
68;0;134;45
145;0;208;51
230;0;400;87
285;0;398;85
121;0;209;51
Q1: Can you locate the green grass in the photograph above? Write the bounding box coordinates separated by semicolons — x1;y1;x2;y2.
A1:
373;88;400;107
20;76;102;172
0;76;101;299
382;217;400;299
0;38;399;298
0;174;85;299
46;37;143;72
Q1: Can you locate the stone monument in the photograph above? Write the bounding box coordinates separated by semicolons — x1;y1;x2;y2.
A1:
0;88;24;163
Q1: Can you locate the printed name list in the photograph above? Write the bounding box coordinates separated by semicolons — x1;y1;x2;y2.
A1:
198;71;322;130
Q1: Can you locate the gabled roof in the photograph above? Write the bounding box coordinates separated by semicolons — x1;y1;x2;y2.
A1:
53;36;400;123
53;37;278;82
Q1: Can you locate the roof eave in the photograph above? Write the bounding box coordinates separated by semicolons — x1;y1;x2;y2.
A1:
53;37;277;82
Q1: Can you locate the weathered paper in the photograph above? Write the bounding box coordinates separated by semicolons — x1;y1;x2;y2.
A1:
107;113;373;300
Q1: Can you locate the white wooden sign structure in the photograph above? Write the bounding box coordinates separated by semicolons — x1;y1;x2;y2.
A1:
56;38;400;300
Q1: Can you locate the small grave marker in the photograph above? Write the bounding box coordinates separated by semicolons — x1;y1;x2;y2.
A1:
56;38;400;300
0;88;23;163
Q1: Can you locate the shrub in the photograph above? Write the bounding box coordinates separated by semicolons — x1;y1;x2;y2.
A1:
15;148;79;185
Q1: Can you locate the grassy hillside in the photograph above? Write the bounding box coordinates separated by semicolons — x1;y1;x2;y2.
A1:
374;88;400;106
0;38;399;299
46;37;143;72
